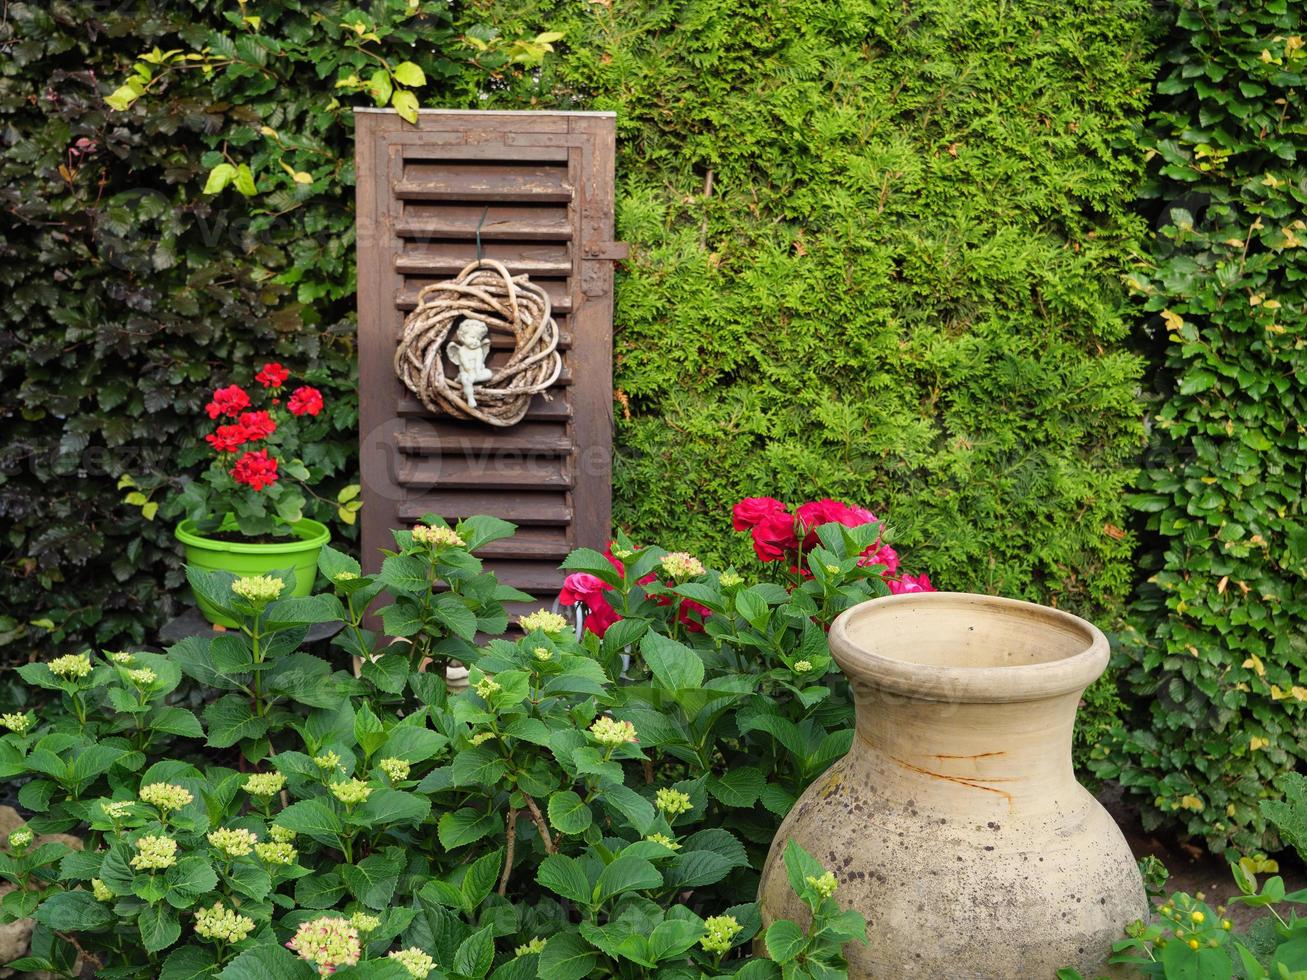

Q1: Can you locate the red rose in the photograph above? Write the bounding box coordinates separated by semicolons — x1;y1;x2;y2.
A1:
583;596;622;637
231;449;279;491
205;423;250;453
255;362;290;389
205;384;250;419
750;511;799;562
287;385;323;417
560;572;612;608
732;496;789;531
888;573;934;595
237;410;277;441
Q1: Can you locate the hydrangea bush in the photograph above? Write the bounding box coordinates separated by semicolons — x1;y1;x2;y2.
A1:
0;507;911;977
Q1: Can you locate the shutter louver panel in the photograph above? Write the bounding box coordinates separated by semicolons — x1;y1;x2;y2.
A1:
355;110;617;609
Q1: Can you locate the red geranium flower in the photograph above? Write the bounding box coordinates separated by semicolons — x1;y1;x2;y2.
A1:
205;423;251;454
287;385;323;417
206;384;250;420
237;410;277;441
255;362;290;389
231;449;279;491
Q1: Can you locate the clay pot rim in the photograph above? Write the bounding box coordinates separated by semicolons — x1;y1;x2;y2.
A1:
829;591;1109;703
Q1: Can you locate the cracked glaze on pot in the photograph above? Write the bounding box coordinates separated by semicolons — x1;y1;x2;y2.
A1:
758;592;1146;979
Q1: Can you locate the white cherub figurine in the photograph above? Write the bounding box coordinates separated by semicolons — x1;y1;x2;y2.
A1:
447;318;493;407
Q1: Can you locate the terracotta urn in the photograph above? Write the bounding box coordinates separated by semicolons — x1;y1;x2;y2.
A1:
759;592;1146;978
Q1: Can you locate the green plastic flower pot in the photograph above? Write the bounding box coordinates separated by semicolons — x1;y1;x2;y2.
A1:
175;517;330;627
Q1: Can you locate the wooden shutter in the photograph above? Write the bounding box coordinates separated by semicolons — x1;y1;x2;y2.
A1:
354;109;620;604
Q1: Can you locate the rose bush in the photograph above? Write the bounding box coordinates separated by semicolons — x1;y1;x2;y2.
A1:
730;497;931;596
0;507;913;977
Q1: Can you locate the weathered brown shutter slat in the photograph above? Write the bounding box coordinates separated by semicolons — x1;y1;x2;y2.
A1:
396;492;572;526
355;110;616;602
397;422;572;455
395;282;574;313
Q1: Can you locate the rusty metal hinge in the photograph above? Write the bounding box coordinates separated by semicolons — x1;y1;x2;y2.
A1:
582;241;630;261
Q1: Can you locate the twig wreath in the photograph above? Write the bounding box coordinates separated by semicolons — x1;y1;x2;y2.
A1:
394;258;562;427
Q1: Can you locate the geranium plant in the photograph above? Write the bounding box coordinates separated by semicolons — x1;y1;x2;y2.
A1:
172;363;329;539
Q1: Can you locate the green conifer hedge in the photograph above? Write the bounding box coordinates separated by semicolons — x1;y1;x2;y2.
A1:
483;0;1158;621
